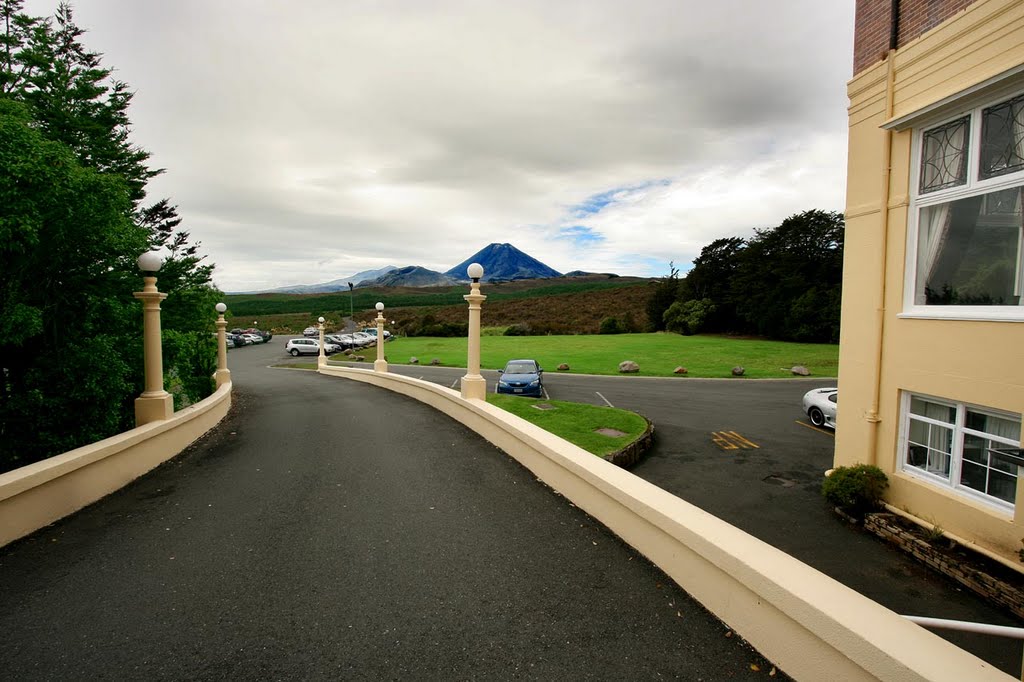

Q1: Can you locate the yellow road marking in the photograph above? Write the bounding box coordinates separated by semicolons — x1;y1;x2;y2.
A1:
711;431;759;450
723;431;759;449
711;432;739;450
795;420;835;436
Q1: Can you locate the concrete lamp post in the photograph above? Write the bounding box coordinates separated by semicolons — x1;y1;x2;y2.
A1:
374;302;388;373
133;251;174;425
317;316;327;367
215;302;231;388
460;263;487;400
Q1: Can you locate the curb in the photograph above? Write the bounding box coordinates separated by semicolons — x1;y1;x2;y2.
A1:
603;416;655;468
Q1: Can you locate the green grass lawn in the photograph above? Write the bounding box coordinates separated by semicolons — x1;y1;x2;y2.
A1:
385;332;838;378
487;394;648;456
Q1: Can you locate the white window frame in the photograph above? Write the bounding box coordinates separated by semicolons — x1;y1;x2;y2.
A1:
902;87;1024;322
897;391;1021;514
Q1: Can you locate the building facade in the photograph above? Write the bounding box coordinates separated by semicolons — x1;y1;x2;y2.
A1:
839;0;1024;561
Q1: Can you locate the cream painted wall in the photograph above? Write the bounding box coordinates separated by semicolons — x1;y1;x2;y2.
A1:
838;0;1024;560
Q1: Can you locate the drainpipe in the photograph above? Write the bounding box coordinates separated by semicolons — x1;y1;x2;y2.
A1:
866;3;900;466
889;0;900;52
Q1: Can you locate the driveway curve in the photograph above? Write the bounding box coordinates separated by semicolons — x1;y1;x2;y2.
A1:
0;341;780;680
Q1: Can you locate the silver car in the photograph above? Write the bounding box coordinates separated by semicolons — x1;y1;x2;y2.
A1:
285;338;340;356
802;388;837;429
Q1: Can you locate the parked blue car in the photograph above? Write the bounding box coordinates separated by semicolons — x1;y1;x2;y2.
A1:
497;359;544;397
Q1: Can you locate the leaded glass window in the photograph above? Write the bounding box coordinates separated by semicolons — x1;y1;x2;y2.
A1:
920;116;969;193
911;91;1024;313
980;94;1024;180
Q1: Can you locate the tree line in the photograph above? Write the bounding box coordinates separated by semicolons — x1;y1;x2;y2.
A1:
0;2;219;472
645;209;844;343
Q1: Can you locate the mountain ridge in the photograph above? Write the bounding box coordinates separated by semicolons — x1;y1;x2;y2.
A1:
248;243;566;292
445;243;561;282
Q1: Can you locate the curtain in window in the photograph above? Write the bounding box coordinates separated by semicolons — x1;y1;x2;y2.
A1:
917;196;987;304
916;204;952;304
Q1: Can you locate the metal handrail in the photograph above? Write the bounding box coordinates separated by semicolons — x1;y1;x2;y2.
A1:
903;615;1024;640
903;615;1024;681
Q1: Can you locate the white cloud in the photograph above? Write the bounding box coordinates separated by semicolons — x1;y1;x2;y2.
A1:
23;0;854;291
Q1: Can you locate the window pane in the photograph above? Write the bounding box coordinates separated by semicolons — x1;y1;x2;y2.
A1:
909;397;955;423
916;187;1022;305
980;94;1024;180
960;439;1017;504
907;418;952;478
959;421;1019;504
988;471;1017;504
965;410;1021;440
920;116;970;193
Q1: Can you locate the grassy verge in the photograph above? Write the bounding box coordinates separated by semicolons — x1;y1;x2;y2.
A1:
385;333;838;378
487;394;647;457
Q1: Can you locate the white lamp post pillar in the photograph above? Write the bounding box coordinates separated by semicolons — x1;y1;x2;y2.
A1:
317;316;326;368
215;302;231;388
460;263;487;400
374;302;388;373
133;251;173;425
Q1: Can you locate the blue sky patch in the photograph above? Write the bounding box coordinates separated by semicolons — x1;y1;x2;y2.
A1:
558;225;605;245
569;179;672;218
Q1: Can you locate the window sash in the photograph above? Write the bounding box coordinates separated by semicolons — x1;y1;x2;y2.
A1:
900;393;1021;510
907;90;1024;318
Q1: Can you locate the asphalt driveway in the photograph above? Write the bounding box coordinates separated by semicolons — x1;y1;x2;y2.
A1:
332;352;1024;675
0;339;786;680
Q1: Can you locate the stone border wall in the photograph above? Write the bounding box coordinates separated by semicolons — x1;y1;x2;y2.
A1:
604;416;654;468
865;512;1024;620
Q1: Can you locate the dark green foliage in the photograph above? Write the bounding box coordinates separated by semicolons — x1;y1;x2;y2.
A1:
645;263;680;331
3;337;137;469
598;317;625;334
731;210;844;342
503;323;531;336
663;298;716;336
821;464;889;519
0;3;219;471
668;210;844;342
162;330;217;409
400;314;469;338
0;100;148;469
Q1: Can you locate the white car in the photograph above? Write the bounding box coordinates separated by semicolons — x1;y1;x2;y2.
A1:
802;388;838;429
285;338;340;356
350;332;375;347
241;333;263;344
302;326;320;337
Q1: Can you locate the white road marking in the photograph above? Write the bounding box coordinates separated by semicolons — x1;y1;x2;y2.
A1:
542;387;550;400
450;379;459;389
596;391;614;408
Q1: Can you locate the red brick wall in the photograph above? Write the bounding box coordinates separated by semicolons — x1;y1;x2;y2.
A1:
854;0;978;74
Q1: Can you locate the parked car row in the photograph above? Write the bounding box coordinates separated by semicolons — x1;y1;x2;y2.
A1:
225;328;272;349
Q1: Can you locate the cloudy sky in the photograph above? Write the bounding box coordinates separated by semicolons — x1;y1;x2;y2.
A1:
24;1;855;292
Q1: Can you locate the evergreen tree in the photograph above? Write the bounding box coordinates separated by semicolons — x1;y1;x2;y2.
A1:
645;262;681;331
0;2;220;471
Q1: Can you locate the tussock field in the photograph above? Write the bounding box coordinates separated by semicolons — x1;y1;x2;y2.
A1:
229;277;655;335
